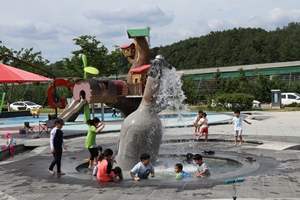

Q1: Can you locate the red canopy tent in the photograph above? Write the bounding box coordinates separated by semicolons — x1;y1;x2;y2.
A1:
0;54;57;116
0;63;52;83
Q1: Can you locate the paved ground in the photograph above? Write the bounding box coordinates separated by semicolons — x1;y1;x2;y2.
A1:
0;111;300;200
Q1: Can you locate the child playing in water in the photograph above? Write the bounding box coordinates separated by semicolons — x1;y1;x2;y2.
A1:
193;154;211;177
4;132;15;157
97;148;123;182
85;145;102;162
85;117;105;169
196;112;209;142
182;153;194;164
229;110;251;146
130;153;155;181
93;146;117;176
174;163;192;179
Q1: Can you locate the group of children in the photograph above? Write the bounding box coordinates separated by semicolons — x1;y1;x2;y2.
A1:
47;108;251;179
193;109;251;146
175;153;211;178
91;149;155;182
48;117;211;180
91;150;211;181
128;152;211;180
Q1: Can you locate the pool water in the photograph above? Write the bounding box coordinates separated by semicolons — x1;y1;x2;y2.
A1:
77;155;242;180
0;112;231;128
147;155;241;179
0;113;122;127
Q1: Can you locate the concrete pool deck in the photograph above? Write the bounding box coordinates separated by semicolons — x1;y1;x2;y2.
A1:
0;111;300;200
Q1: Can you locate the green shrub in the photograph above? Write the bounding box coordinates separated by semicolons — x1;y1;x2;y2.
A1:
214;93;254;111
285;102;300;107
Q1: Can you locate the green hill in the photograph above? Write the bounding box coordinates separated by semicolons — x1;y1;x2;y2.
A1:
157;22;300;70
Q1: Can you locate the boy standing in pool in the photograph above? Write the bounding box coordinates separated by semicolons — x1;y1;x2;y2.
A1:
193;154;211;177
49;118;67;175
130;153;155;181
229;110;251;146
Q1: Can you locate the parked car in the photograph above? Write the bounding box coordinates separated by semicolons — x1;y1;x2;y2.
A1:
10;101;42;111
212;100;261;108
281;93;300;105
252;100;261;108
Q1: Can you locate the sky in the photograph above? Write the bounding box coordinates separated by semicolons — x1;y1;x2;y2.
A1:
1;0;300;63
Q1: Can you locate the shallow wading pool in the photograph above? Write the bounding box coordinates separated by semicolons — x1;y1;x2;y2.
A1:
76;154;242;179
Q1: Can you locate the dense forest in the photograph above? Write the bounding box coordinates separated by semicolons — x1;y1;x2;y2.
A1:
158;22;300;70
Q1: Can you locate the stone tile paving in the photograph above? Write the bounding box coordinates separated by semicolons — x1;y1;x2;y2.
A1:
0;111;300;199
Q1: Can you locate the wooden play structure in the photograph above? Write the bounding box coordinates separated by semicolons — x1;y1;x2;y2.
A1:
47;28;155;120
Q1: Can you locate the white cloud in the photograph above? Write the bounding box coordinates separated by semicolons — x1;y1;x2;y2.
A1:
2;21;59;40
207;19;227;30
1;0;300;63
177;29;194;38
83;4;174;27
193;7;300;34
246;8;300;30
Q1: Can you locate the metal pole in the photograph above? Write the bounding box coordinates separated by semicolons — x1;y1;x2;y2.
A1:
91;103;95;118
101;103;104;122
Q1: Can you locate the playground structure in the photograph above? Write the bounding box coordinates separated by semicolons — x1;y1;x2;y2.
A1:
0;92;5;114
30;107;40;118
47;28;156;122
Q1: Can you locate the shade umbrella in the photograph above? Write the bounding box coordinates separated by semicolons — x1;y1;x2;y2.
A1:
0;63;52;83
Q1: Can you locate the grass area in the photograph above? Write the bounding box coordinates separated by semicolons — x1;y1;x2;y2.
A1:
39;108;64;114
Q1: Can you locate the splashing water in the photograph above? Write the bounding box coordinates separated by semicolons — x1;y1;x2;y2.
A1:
154;66;189;121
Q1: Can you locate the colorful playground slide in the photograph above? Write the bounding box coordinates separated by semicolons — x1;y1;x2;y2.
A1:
58;99;87;122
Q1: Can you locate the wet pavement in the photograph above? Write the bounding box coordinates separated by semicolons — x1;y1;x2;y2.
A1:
0;111;300;200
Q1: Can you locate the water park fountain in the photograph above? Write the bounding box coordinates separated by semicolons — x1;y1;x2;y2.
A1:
115;55;181;170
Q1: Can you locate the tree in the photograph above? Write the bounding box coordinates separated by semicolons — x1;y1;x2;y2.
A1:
48;61;70;78
157;23;300;70
105;46;128;79
181;76;198;104
251;73;271;103
62;35;109;78
7;48;50;76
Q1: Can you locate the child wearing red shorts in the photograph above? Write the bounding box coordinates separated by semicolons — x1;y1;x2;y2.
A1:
196;113;209;142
